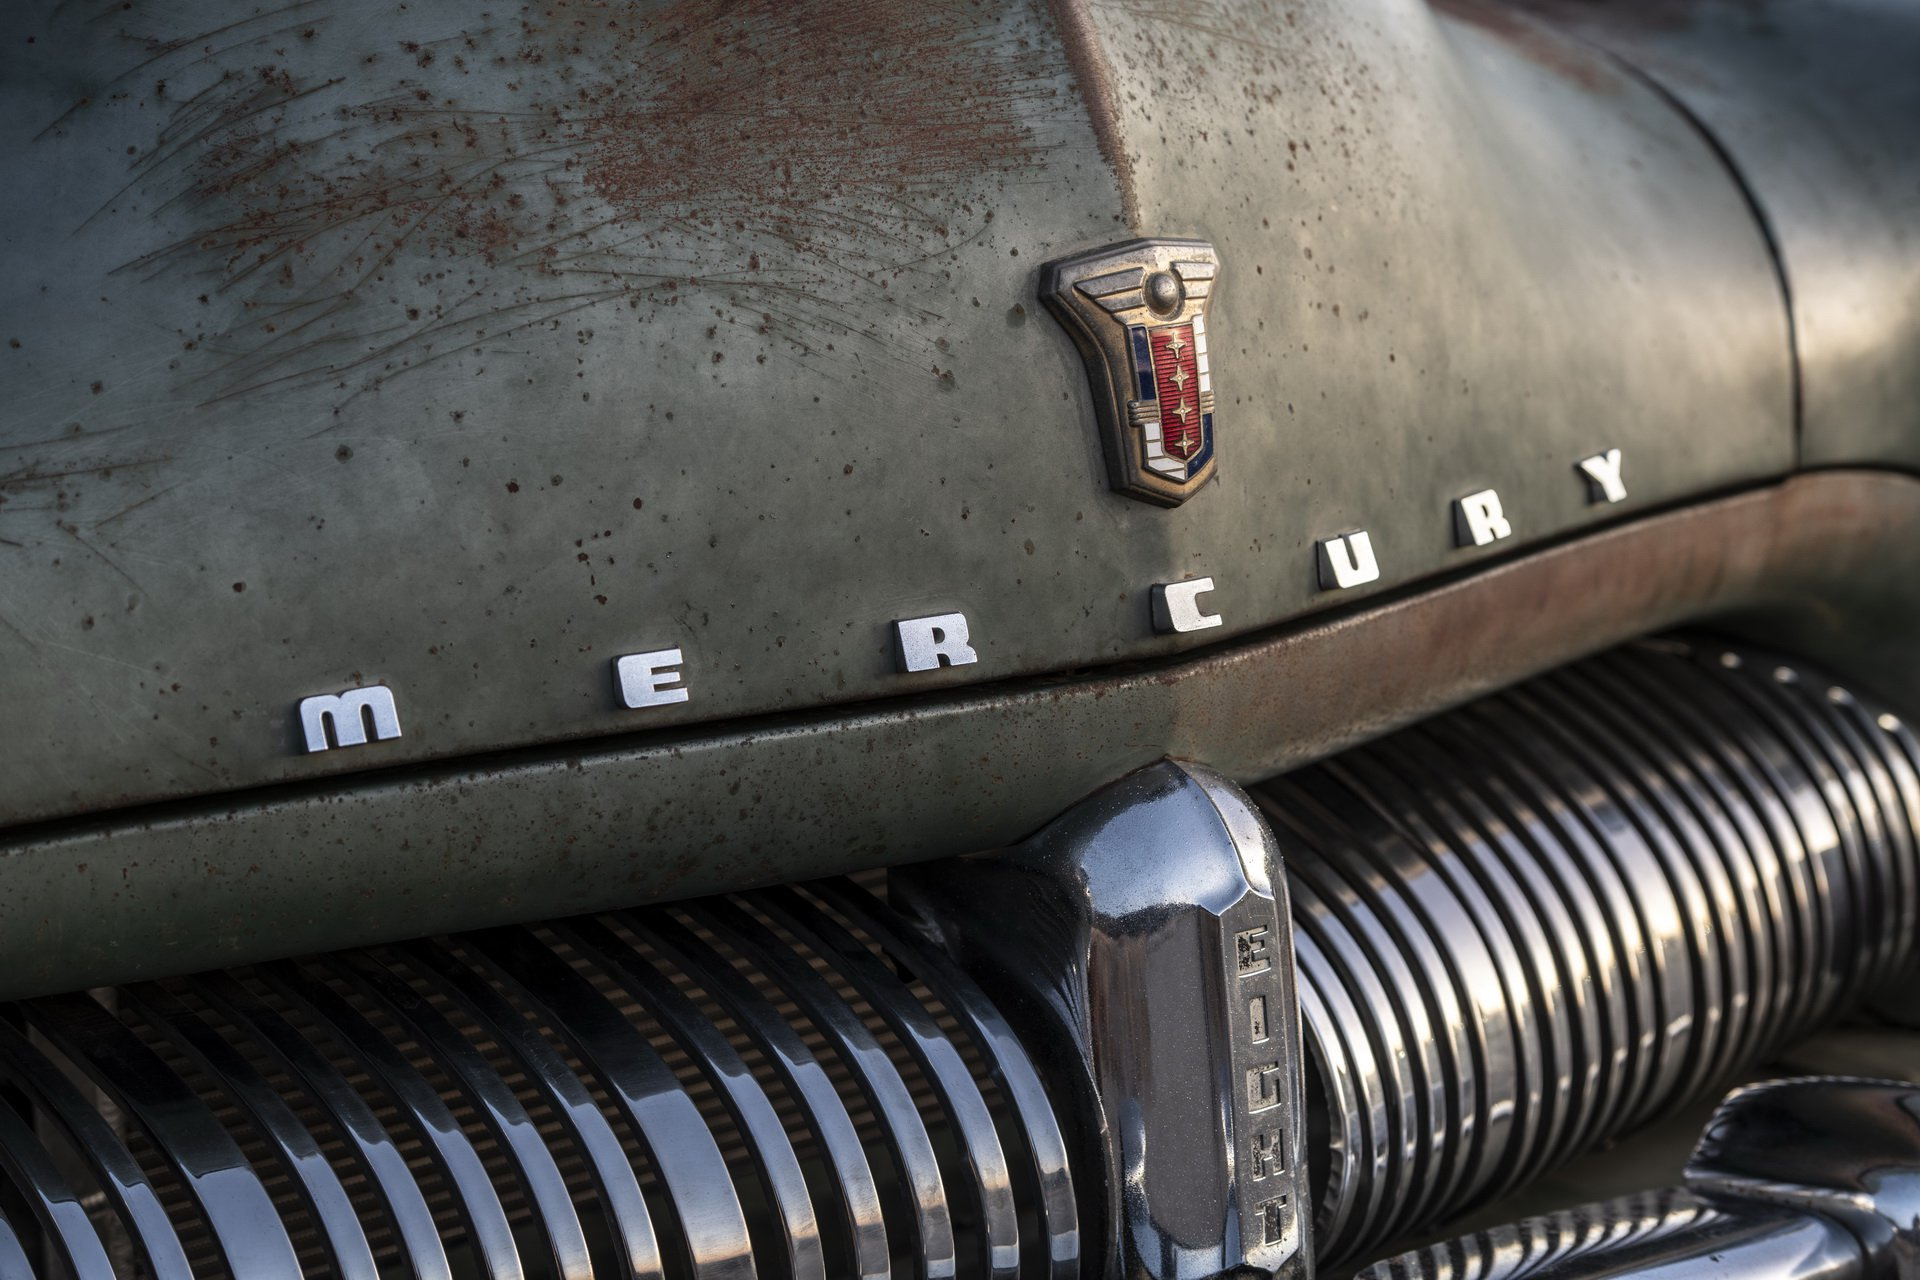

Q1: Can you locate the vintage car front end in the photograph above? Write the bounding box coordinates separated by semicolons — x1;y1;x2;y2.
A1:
3;0;1918;1276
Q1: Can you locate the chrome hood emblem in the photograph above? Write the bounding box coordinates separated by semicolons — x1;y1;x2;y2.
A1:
1041;237;1220;507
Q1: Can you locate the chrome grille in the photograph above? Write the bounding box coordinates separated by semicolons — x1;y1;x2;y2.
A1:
3;635;1912;1278
1259;638;1920;1267
0;885;1079;1280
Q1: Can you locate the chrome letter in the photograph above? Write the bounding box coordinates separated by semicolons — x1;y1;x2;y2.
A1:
1454;488;1513;547
893;612;978;673
1151;576;1224;634
615;648;690;709
298;686;402;753
1576;448;1627;504
1316;530;1381;591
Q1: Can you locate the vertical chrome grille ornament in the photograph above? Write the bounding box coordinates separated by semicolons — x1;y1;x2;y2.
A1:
896;760;1312;1280
1041;240;1221;507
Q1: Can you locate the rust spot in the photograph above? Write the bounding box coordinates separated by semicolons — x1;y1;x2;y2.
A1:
1046;0;1138;227
1432;0;1623;92
88;0;1075;402
575;0;1041;219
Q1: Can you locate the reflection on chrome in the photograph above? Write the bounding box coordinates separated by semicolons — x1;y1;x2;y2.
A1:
897;759;1312;1280
1257;638;1920;1267
1361;1077;1919;1280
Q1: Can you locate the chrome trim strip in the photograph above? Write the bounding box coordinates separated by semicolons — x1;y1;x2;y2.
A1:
623;910;890;1280
319;953;595;1280
0;1012;197;1280
117;982;381;1280
184;970;457;1280
1270;640;1920;1266
557;917;827;1280
255;961;529;1279
24;992;307;1279
460;928;756;1280
0;1089;117;1280
806;880;1082;1280
683;897;962;1280
394;937;668;1280
753;886;1023;1280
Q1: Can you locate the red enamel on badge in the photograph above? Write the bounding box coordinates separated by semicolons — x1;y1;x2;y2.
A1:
1148;324;1203;461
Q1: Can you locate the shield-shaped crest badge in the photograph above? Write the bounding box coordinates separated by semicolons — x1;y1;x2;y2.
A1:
1041;238;1220;507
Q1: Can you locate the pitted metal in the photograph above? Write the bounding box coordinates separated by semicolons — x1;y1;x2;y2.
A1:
12;473;1920;1002
0;0;1796;831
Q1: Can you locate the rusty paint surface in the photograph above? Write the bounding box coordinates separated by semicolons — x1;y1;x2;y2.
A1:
73;0;1064;402
0;0;1790;832
1046;0;1139;228
1430;0;1624;92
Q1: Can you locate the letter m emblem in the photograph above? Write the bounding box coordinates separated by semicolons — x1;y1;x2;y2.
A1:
298;685;402;753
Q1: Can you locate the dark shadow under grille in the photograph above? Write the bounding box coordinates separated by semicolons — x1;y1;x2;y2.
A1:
0;883;1079;1280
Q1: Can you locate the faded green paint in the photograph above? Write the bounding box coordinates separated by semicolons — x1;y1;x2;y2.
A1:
0;0;1790;830
6;471;1920;1001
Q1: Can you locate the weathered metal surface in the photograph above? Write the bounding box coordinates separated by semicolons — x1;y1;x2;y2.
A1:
1521;0;1920;469
0;0;1789;827
2;469;1918;1002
